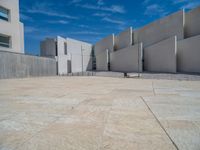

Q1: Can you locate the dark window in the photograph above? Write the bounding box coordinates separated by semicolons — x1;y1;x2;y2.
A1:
0;6;9;21
0;35;11;48
64;42;67;55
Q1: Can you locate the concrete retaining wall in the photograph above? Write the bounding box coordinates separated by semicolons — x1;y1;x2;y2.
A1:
185;6;200;38
110;43;143;73
0;51;57;79
144;36;177;73
177;35;200;73
95;34;114;71
134;10;184;48
115;27;133;50
96;50;108;71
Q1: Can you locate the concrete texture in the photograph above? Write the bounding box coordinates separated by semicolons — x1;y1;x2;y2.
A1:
134;10;184;48
185;6;200;38
0;77;200;150
95;35;114;71
0;0;24;53
114;27;133;50
144;36;177;73
110;43;143;73
0;51;57;79
66;38;93;73
40;38;56;58
57;55;69;75
177;35;200;73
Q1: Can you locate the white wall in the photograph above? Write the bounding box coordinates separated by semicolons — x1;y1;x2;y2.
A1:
144;36;177;73
134;10;184;48
0;0;24;53
177;35;200;73
110;43;143;73
67;38;93;73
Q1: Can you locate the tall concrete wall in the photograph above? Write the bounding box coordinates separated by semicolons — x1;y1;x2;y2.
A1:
134;10;184;48
95;34;114;71
40;38;56;58
0;51;57;79
144;36;177;73
115;27;133;50
96;50;109;71
110;43;143;73
185;6;200;38
177;35;200;73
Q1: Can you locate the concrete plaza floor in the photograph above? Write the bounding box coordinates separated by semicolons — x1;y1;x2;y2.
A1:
0;77;200;150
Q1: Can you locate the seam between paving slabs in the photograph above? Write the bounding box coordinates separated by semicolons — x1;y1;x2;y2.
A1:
13;98;91;150
140;96;179;150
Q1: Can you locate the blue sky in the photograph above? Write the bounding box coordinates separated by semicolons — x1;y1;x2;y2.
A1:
20;0;200;55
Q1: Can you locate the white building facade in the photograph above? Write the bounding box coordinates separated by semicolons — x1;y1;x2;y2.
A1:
41;36;93;75
0;0;24;53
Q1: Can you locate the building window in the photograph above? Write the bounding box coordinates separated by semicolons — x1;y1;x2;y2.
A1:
0;34;11;48
0;6;9;21
64;42;67;55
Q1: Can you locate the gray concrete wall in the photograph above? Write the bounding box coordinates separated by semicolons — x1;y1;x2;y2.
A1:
115;27;133;50
96;50;109;71
40;38;56;58
134;10;184;48
177;35;200;73
110;43;143;73
144;36;177;73
0;51;57;79
95;34;114;71
185;6;200;38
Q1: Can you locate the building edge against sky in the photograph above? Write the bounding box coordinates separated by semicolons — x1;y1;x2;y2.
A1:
0;0;24;53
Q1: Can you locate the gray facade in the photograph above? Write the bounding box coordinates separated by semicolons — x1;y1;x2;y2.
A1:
144;36;177;73
177;35;200;73
94;6;200;74
0;51;57;79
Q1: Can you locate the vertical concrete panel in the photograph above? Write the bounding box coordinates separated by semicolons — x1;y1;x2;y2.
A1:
185;6;200;38
40;38;56;57
110;43;143;73
58;55;68;75
115;27;133;50
134;10;184;48
95;34;114;71
177;35;200;73
144;36;177;73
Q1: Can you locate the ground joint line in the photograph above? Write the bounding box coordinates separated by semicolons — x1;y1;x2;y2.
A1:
140;96;179;150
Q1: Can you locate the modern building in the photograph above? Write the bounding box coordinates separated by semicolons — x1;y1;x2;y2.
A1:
95;6;200;74
41;36;93;75
0;0;24;53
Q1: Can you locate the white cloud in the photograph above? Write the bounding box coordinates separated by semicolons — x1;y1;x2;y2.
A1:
20;14;33;21
97;0;104;6
93;12;111;17
102;17;124;25
77;4;125;14
144;4;168;17
181;1;200;9
69;31;103;35
173;0;200;9
47;20;69;24
26;2;79;20
25;26;38;33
